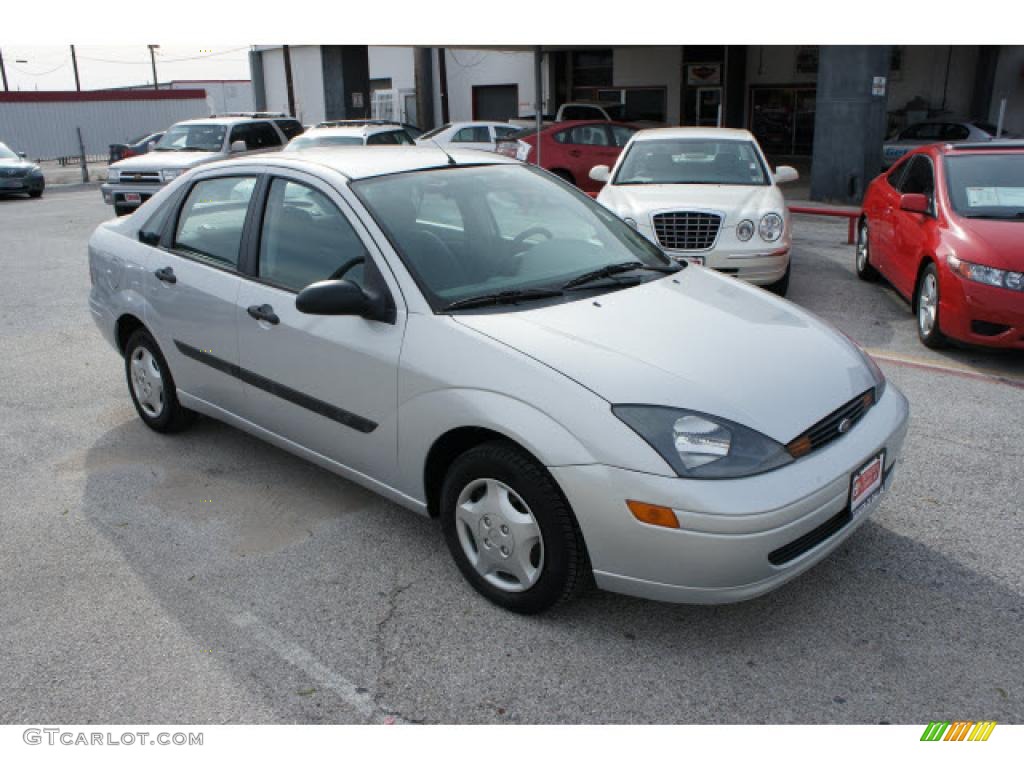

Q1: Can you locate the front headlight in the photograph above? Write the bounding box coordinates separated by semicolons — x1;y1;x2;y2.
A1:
736;219;755;241
623;217;638;229
29;165;42;176
947;252;1023;292
613;406;793;479
107;169;119;183
759;213;784;242
160;169;184;182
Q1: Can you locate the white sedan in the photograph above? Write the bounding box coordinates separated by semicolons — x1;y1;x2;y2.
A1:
591;127;799;295
285;124;415;150
415;121;521;153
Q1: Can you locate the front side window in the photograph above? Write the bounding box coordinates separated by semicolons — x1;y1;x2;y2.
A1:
174;176;257;268
392;130;415;145
155;123;227;153
614;138;768;186
258;179;369;292
353;164;669;309
452;126;492;143
899;156;935;198
945;153;1024;219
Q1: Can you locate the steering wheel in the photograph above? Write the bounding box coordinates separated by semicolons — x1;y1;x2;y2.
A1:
510;226;554;255
328;256;365;280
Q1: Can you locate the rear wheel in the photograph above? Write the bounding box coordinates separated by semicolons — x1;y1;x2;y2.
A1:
915;263;947;349
855;220;879;281
440;441;589;614
124;329;196;433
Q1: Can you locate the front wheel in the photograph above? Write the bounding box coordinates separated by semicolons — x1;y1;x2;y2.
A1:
765;262;791;296
28;188;44;199
440;441;590;614
916;263;947;349
855;220;879;281
124;329;196;433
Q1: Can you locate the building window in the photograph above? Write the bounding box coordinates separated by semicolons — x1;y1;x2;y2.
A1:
571;50;613;89
795;46;819;76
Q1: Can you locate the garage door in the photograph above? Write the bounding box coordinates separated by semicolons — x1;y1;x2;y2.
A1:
473;85;518;121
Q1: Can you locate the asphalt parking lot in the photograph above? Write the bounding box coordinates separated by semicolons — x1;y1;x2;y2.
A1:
1;186;1021;725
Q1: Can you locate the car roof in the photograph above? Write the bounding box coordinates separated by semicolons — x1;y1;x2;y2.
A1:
217;145;518;180
941;140;1024;155
299;125;399;139
173;116;278;127
632;127;755;142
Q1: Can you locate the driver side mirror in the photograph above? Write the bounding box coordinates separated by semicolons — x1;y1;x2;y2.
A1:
899;193;930;215
773;165;799;184
295;279;395;323
18;152;27;159
589;165;610;183
230;140;248;153
146;141;157;152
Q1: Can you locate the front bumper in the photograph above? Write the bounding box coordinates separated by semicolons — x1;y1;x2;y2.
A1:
101;181;165;209
0;175;44;193
638;223;791;285
550;383;910;604
940;271;1024;349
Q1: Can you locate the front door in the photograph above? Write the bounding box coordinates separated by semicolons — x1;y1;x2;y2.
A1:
889;155;937;298
145;173;260;414
696;87;722;127
234;171;406;482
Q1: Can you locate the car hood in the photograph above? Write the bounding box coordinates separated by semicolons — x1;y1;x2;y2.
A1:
453;267;875;444
600;183;783;223
0;158;34;170
111;151;216;171
954;216;1024;270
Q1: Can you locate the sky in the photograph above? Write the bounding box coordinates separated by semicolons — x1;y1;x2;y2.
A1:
0;45;252;91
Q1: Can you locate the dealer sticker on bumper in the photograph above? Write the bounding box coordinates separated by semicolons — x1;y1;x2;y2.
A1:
850;451;885;515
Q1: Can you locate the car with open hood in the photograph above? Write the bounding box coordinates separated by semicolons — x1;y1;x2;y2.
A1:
88;146;908;613
591;127;799;295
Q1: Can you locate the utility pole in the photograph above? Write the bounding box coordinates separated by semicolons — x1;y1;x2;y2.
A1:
147;45;159;89
282;45;296;117
0;49;8;91
437;48;450;124
70;45;81;91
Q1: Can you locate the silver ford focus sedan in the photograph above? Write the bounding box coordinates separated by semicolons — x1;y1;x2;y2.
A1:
88;146;909;614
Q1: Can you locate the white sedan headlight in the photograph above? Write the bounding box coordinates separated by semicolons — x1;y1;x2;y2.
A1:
759;213;784;242
736;219;755;241
161;169;184;182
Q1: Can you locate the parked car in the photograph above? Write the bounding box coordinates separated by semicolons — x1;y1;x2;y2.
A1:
858;140;1024;349
109;131;164;164
317;119;424;139
882;120;1010;168
415;121;521;153
101;114;301;216
88;146;909;614
591;128;799;295
0;142;45;198
496;120;638;194
285;124;415;151
509;101;622;129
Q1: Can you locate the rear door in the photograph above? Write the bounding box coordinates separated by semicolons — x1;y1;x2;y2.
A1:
233;170;406;482
145;173;259;414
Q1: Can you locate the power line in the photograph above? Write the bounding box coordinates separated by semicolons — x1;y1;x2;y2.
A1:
8;58;69;76
77;46;250;66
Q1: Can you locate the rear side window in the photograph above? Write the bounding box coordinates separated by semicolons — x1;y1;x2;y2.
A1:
274;119;305;140
366;131;399;145
940;124;969;141
393;130;415;145
174;176;257;268
452;126;491;143
230;121;282;150
494;125;519;139
568;124;610;146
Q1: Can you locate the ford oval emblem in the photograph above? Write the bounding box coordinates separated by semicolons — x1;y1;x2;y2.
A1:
838;417;853;434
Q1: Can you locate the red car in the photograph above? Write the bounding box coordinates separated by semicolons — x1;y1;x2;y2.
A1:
497;120;637;195
857;141;1024;349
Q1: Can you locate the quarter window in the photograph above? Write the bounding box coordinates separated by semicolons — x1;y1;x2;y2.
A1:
258;178;369;292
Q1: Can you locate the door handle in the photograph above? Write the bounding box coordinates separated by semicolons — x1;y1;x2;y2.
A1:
246;304;280;325
568;149;582;157
154;266;176;284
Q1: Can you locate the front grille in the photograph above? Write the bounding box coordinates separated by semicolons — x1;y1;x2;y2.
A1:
652;211;722;251
768;508;851;566
117;171;162;184
0;167;27;178
787;389;876;459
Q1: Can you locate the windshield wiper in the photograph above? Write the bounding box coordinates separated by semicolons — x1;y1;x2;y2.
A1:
442;288;565;311
561;261;681;291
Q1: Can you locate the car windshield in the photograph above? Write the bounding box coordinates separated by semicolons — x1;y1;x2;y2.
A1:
945;153;1024;219
286;135;364;150
0;143;18;160
352;163;672;309
154;124;226;152
417;124;451;140
615;138;768;186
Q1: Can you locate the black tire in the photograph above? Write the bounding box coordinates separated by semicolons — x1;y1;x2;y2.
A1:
123;329;196;433
440;440;590;614
550;169;575;186
114;204;133;217
28;188;43;199
855;219;879;281
915;262;947;349
765;262;791;296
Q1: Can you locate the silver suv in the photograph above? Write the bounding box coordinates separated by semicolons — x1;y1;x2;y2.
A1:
101;113;302;216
